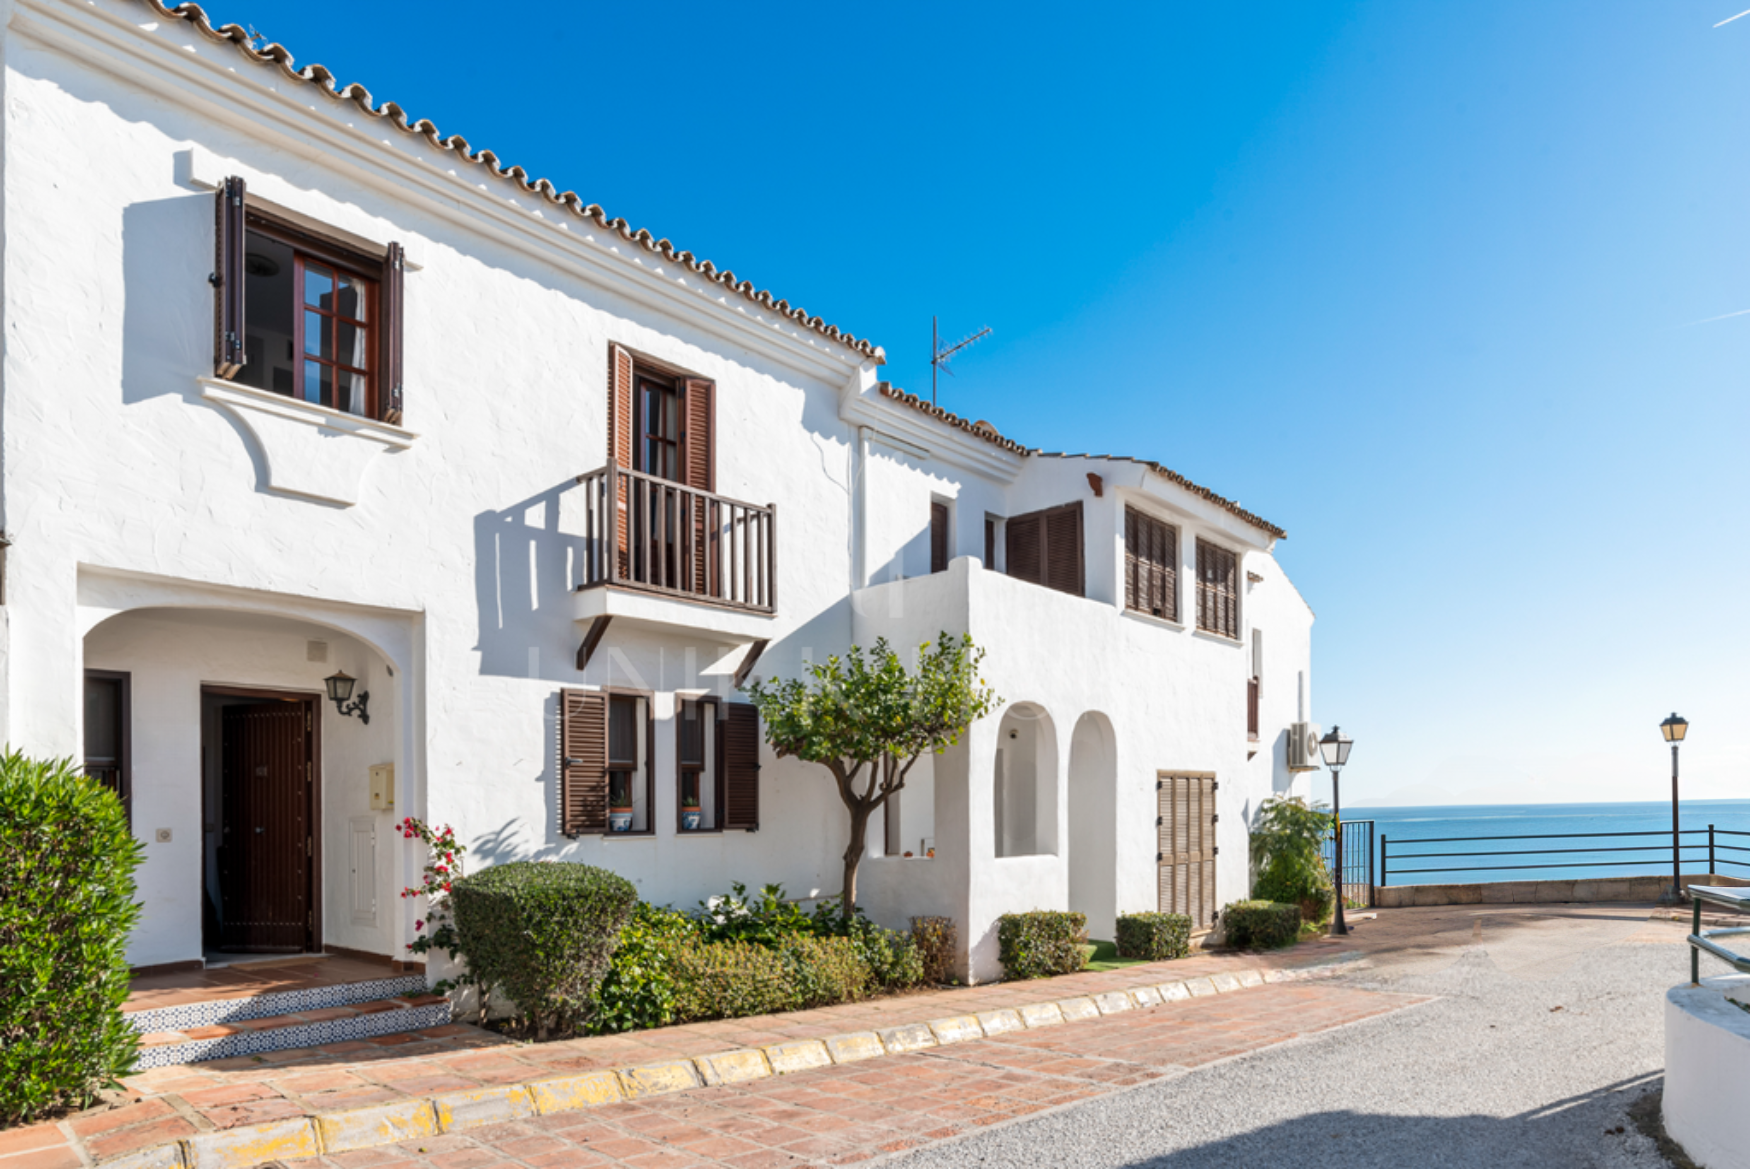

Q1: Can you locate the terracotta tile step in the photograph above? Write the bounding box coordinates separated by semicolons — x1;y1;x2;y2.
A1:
136;997;439;1047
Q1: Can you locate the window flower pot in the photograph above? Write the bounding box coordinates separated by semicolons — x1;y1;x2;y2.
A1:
608;808;634;833
682;807;703;831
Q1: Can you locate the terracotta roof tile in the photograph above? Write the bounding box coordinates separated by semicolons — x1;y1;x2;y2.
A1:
1032;452;1286;539
876;384;1029;454
133;0;884;364
874;386;1286;538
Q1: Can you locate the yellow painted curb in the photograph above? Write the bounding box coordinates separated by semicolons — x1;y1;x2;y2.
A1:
617;1060;702;1099
1129;986;1163;1007
926;1015;983;1045
1092;992;1133;1015
528;1071;624;1113
762;1040;832;1074
1056;996;1100;1022
878;1022;937;1053
822;1032;885;1063
316;1100;437;1153
694;1048;773;1086
432;1085;534;1132
1019;1002;1065;1028
184;1119;319;1169
975;1009;1024;1036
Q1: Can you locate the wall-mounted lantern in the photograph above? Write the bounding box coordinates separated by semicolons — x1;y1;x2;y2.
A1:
324;670;370;725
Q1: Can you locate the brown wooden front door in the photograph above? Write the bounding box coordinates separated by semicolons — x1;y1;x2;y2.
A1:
218;701;314;952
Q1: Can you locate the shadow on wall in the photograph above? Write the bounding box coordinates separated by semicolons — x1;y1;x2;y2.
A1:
472;479;591;682
1109;1073;1663;1168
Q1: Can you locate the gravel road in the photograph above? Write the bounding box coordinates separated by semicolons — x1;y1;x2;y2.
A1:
894;910;1688;1169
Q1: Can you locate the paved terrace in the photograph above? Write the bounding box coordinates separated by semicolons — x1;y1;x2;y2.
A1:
4;904;1700;1169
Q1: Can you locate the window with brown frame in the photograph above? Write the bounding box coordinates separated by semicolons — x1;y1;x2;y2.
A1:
83;670;131;826
1124;506;1178;621
1195;538;1239;639
605;694;651;834
929;501;950;574
677;697;719;832
213;175;405;423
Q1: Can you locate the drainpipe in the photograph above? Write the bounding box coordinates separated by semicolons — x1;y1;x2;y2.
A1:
854;426;871;590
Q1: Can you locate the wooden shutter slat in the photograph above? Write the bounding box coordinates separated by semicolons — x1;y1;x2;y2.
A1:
930;501;950;574
1195;539;1238;639
683;378;714;593
560;689;609;835
721;704;761;831
1006;512;1043;585
1043;501;1084;597
1158;774;1217;930
214;176;247;380
609;346;634;579
1125;506;1178;620
380;241;405;424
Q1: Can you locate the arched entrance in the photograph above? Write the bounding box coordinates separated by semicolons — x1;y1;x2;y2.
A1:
1067;710;1117;940
994;702;1058;858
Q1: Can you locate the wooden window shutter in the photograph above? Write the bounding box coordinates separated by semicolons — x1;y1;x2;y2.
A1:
1005;512;1043;586
930;502;950;574
1006;503;1083;596
380;242;405;425
1124;507;1177;620
607;346;635;576
1196;539;1238;638
559;689;609;835
985;517;997;570
213;176;247;379
720;703;761;831
1043;502;1084;597
1157;774;1217;929
681;379;715;493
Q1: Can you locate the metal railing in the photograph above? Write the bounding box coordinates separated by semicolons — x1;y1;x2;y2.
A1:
576;461;776;613
1322;819;1376;908
1688;885;1750;983
1378;825;1750;886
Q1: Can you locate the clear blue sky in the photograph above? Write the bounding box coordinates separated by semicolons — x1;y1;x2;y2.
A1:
208;0;1750;806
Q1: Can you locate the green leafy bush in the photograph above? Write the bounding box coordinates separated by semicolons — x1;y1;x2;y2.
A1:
781;934;872;1007
1250;797;1335;926
911;915;957;984
1221;900;1302;950
996;910;1088;980
671;939;797;1021
590;903;698;1034
847;920;924;990
696;882;817;946
1114;912;1192;961
0;752;146;1126
450;861;638;1038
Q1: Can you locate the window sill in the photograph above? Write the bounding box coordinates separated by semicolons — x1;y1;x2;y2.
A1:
1121;608;1184;632
599;830;654;840
199;377;416;507
1191;627;1242;647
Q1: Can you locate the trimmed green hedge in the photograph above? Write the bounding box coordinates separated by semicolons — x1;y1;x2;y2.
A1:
451;861;637;1037
1221;900;1301;950
671;940;797;1021
996;910;1088;980
0;752;146;1126
1114;912;1192;961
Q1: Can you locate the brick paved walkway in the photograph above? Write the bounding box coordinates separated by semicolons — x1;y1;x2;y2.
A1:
301;982;1422;1168
8;941;1369;1169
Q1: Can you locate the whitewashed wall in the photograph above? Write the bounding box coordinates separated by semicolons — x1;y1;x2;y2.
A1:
0;0;1314;979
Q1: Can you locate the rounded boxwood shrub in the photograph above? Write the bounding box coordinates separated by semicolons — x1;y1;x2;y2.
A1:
1221;900;1302;950
451;861;638;1038
996;910;1088;980
0;752;146;1126
1114;912;1192;961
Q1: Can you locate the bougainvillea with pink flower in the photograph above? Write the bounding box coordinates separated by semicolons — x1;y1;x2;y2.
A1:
400;816;474;994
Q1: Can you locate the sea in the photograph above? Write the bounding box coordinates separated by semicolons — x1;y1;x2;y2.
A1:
1333;799;1750;886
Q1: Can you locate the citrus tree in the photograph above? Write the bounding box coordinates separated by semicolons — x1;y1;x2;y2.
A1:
747;633;998;920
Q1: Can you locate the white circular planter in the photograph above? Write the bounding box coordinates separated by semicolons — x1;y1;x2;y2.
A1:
1665;975;1750;1169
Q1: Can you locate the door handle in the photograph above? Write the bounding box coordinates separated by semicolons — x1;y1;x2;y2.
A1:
255;826;265;834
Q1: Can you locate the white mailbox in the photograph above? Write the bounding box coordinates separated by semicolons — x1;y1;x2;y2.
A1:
369;763;394;811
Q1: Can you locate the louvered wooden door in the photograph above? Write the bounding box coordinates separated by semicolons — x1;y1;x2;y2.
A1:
1157;773;1217;930
218;702;314;952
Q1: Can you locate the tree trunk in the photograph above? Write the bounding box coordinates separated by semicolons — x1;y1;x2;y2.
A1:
842;802;872;923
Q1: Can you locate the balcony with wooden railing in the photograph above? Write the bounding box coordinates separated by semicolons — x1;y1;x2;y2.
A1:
575;462;776;616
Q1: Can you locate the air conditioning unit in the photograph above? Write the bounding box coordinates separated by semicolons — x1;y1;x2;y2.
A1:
1287;722;1322;772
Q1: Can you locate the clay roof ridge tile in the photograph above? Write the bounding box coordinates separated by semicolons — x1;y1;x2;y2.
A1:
136;0;884;364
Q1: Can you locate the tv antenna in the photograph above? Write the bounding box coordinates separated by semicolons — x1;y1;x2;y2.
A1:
931;316;992;406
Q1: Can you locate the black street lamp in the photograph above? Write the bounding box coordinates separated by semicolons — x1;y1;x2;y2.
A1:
1661;713;1689;901
1319;726;1354;936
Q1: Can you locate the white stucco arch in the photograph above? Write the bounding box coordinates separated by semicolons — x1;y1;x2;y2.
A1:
994;702;1059;859
1067;710;1118;940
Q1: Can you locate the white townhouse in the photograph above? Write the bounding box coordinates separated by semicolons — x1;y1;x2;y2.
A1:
0;0;1318;986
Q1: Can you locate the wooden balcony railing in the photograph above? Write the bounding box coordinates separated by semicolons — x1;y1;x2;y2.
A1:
1246;677;1260;742
576;462;776;614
